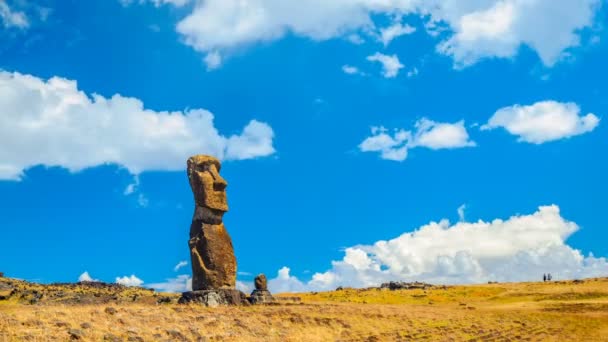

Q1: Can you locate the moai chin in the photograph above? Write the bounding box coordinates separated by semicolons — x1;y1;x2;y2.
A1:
187;155;236;291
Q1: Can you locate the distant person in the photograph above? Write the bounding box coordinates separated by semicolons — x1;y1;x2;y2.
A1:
543;274;546;282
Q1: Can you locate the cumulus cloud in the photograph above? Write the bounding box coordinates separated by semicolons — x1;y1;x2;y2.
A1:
236;280;253;293
268;205;608;292
342;65;364;76
366;52;404;78
173;261;188;272
268;267;307;293
116;275;144;287
0;72;275;180
457;204;468;222
78;271;98;282
165;0;600;68
482;101;600;144
359;119;475;162
148;275;192;293
0;1;29;29
379;22;416;46
204;51;223;70
120;0;190;7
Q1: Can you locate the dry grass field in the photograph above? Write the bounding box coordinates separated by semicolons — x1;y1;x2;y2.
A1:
1;277;607;341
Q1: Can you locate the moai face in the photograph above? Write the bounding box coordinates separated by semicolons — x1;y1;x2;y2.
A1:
187;155;229;213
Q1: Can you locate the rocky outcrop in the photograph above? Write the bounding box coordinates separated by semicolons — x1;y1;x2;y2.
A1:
178;289;249;307
249;274;274;305
380;281;433;290
186;155;237;290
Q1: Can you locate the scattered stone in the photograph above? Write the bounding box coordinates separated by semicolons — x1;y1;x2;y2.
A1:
156;296;173;304
54;321;70;328
166;329;188;341
103;334;123;342
80;322;92;329
68;329;84;340
380;281;433;290
127;337;144;342
104;307;118;315
274;296;302;304
0;282;14;300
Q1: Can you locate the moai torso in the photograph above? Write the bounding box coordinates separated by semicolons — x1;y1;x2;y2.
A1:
187;155;236;290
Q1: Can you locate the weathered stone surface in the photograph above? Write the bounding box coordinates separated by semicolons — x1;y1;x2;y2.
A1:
249;274;274;304
249;290;274;305
187;155;237;291
178;289;249;306
254;274;268;291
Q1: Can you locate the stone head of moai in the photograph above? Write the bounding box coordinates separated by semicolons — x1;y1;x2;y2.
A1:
187;155;229;224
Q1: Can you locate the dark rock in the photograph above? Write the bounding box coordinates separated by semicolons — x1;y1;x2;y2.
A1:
275;296;302;304
179;289;249;307
54;321;70;328
254;274;268;291
68;329;85;340
103;334;123;342
80;322;92;329
166;329;188;341
156;296;173;304
187;155;236;291
0;282;14;300
104;307;118;315
380;281;433;290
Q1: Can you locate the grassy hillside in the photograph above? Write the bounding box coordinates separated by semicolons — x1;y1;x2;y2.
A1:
1;277;607;341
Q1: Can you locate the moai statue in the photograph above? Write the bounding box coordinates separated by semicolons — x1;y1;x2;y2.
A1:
187;155;236;290
180;155;247;305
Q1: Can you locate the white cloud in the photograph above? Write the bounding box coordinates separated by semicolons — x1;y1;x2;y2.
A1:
268;267;307;293
173;260;188;272
268;205;608;292
457;204;466;222
342;65;363;75
236;280;253;293
0;1;29;29
120;0;190;7
0;71;276;180
411;118;476;149
435;0;600;67
204;51;223;70
482;101;600;144
78;271;98;282
359;119;475;162
406;67;419;78
366;52;404;78
116;275;144;287
379;22;415;46
168;0;600;68
147;274;192;293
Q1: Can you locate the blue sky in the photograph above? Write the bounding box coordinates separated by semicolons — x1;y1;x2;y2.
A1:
0;0;607;292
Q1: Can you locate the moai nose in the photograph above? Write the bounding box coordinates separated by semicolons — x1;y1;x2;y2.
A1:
209;164;227;191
